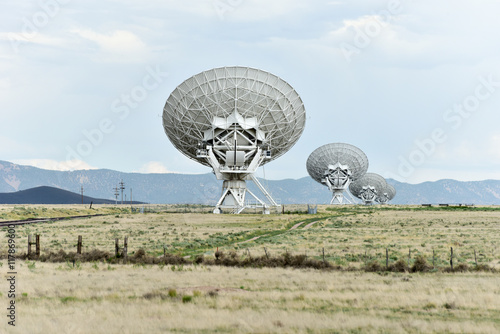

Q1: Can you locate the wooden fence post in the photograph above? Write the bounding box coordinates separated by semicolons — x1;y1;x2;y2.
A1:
408;248;411;267
264;247;269;259
115;238;119;257
123;237;128;262
35;234;40;257
433;249;435;269
28;234;32;257
386;248;389;269
77;235;82;254
322;247;325;264
474;249;477;266
450;247;454;271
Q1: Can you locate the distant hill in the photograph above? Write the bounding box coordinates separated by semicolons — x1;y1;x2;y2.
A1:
0;186;143;205
1;160;500;205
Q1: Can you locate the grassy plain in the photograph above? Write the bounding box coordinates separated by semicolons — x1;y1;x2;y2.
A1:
1;204;500;333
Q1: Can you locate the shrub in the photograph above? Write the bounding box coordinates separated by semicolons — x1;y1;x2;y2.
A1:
214;249;223;260
390;259;409;272
182;295;192;303
411;255;431;272
143;291;167;300
134;249;146;259
364;260;383;272
473;264;497;272
443;302;456;309
454;263;469;272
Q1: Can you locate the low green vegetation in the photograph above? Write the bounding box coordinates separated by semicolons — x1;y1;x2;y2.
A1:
1;204;499;272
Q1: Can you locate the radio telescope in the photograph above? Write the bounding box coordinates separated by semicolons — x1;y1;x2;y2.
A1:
163;66;306;214
349;173;387;205
306;143;368;204
377;183;396;204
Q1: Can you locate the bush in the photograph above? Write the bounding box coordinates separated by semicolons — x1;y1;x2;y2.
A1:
143;291;167;300
473;264;497;272
444;263;469;273
364;260;383;272
454;263;469;272
411;255;431;272
390;259;409;272
134;249;146;259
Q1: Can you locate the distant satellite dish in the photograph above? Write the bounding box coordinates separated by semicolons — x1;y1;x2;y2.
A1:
306;143;368;204
349;173;387;205
163;66;306;214
377;183;396;204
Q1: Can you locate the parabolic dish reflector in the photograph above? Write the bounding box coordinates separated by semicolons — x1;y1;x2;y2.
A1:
163;66;306;167
349;173;387;198
384;183;396;201
306;143;369;184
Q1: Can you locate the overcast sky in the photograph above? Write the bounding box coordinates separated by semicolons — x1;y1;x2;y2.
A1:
1;0;500;184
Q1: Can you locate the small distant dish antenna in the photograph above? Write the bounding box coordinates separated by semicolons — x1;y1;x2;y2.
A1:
349;173;387;205
306;143;368;204
377;183;396;204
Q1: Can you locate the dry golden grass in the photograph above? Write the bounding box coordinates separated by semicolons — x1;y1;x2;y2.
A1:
1;262;499;333
0;204;130;221
1;205;500;333
1;205;499;270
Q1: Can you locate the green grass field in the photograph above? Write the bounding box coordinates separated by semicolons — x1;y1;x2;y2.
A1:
1;204;500;333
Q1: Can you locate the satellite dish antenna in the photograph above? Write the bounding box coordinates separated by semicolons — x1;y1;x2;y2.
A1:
377;183;396;204
349;173;387;205
306;143;368;204
163;66;306;214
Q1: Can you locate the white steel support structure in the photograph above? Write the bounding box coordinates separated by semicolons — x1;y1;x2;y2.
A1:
359;186;378;205
322;162;357;204
198;129;279;214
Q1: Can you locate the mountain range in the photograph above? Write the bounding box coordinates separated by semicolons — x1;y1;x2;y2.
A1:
1;160;500;205
0;186;144;205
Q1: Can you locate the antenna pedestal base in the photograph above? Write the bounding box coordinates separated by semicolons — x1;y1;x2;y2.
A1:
330;189;353;205
213;179;279;214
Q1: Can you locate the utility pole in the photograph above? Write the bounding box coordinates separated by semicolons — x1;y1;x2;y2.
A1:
81;186;84;205
114;187;119;205
130;188;132;205
119;180;125;205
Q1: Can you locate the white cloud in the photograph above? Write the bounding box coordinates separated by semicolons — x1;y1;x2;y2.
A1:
11;159;98;171
137;161;171;174
0;32;66;48
212;0;316;22
71;29;151;63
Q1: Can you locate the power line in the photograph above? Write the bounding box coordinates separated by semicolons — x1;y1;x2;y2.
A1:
114;186;119;205
119;180;125;205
